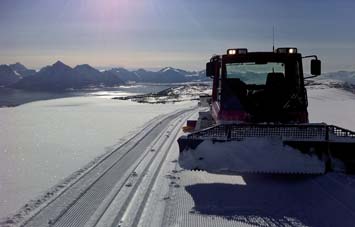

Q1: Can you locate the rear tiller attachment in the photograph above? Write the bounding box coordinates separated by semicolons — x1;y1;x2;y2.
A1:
178;124;355;174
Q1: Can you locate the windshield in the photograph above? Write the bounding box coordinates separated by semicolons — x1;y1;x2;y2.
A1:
226;62;285;85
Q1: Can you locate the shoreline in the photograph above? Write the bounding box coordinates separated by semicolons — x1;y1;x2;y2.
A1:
0;83;208;108
0;88;85;108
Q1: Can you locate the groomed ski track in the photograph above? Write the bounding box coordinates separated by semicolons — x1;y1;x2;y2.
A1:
20;108;355;227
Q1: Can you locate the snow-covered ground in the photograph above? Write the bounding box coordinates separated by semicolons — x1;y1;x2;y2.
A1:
0;93;196;218
1;83;355;224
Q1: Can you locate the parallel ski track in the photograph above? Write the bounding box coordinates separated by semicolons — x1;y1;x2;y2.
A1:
22;108;194;227
109;110;194;227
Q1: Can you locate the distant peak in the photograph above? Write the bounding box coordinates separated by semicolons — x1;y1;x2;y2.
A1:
54;60;64;65
159;66;187;74
159;67;174;72
9;62;28;71
74;64;101;74
0;64;11;69
75;64;92;69
52;61;71;69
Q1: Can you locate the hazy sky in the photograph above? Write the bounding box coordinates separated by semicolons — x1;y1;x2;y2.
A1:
1;0;355;71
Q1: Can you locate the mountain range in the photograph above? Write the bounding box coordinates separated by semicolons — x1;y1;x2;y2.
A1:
106;67;206;84
0;62;208;91
6;61;355;92
305;71;355;93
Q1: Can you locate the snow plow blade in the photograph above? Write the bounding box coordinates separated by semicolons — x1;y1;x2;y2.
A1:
178;124;355;174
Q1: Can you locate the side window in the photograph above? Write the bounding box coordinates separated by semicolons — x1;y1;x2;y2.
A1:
285;61;301;90
293;61;301;88
218;67;222;102
212;70;218;101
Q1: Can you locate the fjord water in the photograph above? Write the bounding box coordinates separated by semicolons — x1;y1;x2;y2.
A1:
0;84;171;107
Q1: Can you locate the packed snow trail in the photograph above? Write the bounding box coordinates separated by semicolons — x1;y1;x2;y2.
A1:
162;167;355;227
20;108;195;227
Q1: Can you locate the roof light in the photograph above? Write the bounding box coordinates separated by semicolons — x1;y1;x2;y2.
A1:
276;47;298;54
227;49;237;55
288;48;296;54
227;48;248;55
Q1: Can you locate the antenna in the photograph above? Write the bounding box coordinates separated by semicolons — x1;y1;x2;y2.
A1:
272;25;275;52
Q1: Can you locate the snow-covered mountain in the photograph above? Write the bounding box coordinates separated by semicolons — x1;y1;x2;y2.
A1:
105;67;141;82
12;61;125;91
13;61;77;91
306;71;355;93
73;64;102;85
5;61;355;91
316;71;355;91
102;66;208;84
0;62;37;86
1;60;211;90
9;63;36;77
0;64;21;86
159;67;190;75
321;71;355;84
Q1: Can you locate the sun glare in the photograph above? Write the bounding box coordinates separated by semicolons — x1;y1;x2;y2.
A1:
82;0;138;19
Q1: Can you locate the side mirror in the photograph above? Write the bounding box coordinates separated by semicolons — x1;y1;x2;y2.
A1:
311;59;321;76
206;62;213;78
